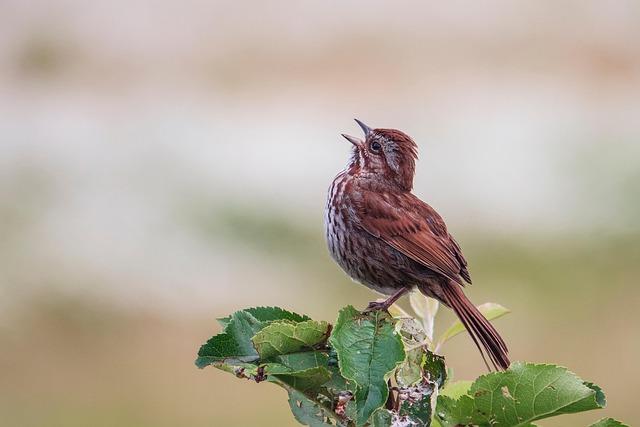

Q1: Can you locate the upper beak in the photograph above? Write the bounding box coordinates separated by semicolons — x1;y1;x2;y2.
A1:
341;119;372;147
354;118;372;137
341;133;363;147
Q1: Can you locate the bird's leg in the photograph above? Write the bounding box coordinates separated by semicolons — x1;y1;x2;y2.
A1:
364;287;409;312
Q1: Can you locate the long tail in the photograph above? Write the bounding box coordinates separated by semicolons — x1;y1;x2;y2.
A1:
441;283;510;371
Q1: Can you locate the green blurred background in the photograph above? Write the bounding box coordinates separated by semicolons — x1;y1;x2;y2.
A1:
1;1;639;426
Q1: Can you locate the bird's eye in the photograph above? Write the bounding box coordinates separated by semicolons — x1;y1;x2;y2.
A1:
369;141;382;153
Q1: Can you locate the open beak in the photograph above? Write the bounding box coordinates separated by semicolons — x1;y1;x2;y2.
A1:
341;133;363;147
341;119;372;147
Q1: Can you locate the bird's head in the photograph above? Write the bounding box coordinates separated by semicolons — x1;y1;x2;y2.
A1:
342;119;418;191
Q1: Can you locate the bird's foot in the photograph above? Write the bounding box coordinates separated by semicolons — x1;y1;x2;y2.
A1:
362;288;409;314
363;300;392;313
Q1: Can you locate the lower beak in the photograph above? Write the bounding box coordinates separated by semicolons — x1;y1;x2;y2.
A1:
341;133;363;147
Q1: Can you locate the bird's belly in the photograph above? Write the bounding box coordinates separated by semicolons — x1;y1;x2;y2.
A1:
325;209;412;295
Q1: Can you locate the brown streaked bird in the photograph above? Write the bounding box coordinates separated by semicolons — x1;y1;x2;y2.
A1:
324;119;509;370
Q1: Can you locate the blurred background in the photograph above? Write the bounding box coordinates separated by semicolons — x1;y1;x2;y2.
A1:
1;1;639;426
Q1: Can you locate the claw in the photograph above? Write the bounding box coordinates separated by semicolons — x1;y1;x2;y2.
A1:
363;300;391;313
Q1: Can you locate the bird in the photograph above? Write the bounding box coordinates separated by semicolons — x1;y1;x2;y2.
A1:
324;119;509;371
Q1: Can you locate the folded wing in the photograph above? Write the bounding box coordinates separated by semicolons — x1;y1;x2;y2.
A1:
353;190;471;285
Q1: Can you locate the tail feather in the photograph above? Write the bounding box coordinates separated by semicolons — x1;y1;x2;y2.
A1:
441;283;510;371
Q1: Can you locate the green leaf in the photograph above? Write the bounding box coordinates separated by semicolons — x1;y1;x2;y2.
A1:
288;390;334;427
435;362;607;427
394;352;446;426
398;383;436;426
432;381;472;427
322;364;353;392
423;352;446;389
270;366;332;392
589;418;629;427
373;406;438;427
196;310;265;368
435;302;510;349
330;306;405;426
272;351;330;371
270;352;349;423
217;306;310;329
252;320;329;359
370;409;393;426
556;381;605;415
439;381;472;400
395;345;424;387
398;318;428;345
264;351;333;392
395;319;428;387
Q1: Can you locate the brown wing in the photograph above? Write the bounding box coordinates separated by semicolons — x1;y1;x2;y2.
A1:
353;190;471;285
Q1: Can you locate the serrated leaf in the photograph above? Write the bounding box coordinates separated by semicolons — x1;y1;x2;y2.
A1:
556;381;605;415
373;408;432;427
270;366;332;391
396;346;424;387
395;352;445;426
439;381;472;400
211;361;260;378
398;318;428;345
435;302;510;349
329;306;405;426
370;409;393;426
435;362;607;427
217;306;311;329
320;365;354;395
288;390;335;426
196;310;264;368
272;351;330;371
396;319;429;387
265;351;333;392
252;320;329;360
399;383;436;426
589;418;629;427
319;365;357;421
432;381;471;427
423;352;446;389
